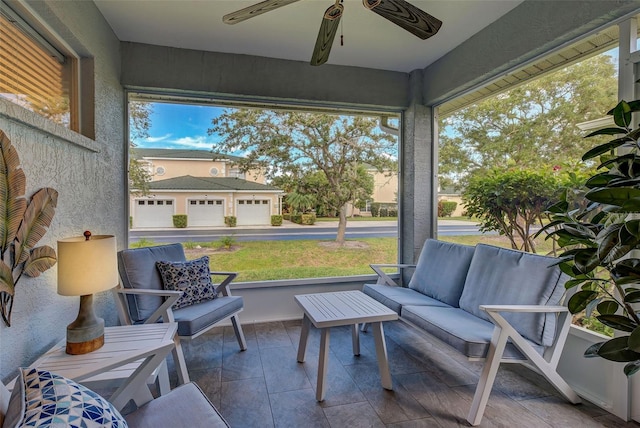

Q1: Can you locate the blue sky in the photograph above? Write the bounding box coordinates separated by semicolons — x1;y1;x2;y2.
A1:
136;102;226;150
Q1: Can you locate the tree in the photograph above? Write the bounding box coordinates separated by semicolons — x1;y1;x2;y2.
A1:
128;101;153;195
208;110;396;244
463;168;562;252
439;54;617;184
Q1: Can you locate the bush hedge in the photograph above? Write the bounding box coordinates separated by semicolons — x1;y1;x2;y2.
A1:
290;213;316;225
224;216;237;227
370;203;398;218
271;215;283;226
172;214;187;228
438;200;457;217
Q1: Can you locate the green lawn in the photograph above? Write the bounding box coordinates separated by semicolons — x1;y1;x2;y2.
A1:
131;234;557;282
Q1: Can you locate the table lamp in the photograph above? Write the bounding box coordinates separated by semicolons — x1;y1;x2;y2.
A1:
57;231;117;355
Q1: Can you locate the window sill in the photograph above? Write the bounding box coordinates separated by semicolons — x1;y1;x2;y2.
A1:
231;274;382;290
0;98;100;152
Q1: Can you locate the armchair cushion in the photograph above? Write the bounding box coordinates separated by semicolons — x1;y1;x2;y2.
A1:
118;243;187;322
124;382;229;428
3;368;127;428
407;239;475;307
173;296;244;336
156;256;217;310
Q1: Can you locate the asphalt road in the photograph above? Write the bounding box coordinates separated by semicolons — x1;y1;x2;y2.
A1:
129;220;484;244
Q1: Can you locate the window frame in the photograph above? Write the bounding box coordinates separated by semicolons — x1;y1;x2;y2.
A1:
0;0;84;135
125;91;402;287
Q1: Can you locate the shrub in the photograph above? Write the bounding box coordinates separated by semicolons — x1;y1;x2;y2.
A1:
370;203;380;217
271;215;283;226
130;238;156;248
219;235;235;250
173;214;187;228
283;213;291;221
291;214;302;224
438;200;457;217
301;213;316;225
224;216;237;227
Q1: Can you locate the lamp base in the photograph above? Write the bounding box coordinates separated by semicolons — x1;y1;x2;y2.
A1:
65;294;105;355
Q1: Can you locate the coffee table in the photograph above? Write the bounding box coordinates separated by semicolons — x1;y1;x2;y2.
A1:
23;323;179;411
295;290;398;401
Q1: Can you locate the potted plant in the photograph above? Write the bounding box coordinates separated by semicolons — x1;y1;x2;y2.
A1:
539;100;640;376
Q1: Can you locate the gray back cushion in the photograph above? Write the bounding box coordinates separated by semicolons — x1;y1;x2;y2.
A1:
118;243;186;322
408;239;475;307
458;244;566;347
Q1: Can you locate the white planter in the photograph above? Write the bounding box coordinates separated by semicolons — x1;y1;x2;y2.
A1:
559;325;637;421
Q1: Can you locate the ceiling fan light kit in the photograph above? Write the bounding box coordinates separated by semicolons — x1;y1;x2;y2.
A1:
223;0;442;66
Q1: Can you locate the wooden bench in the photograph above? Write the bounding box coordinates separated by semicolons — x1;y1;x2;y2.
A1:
362;239;581;426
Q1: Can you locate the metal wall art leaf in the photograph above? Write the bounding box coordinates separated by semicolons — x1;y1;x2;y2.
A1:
0;130;58;327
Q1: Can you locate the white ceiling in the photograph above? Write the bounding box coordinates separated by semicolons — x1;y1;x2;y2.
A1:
94;0;523;72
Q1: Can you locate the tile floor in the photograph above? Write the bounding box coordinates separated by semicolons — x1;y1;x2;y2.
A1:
165;319;639;428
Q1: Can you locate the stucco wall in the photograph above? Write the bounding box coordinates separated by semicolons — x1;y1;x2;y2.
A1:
0;1;124;381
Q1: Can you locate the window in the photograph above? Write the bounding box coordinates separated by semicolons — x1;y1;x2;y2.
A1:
157;201;164;205
0;4;78;130
127;95;399;284
148;200;155;205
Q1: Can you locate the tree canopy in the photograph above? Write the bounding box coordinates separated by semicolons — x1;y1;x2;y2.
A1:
439;54;618;186
208;110;396;243
128;101;153;195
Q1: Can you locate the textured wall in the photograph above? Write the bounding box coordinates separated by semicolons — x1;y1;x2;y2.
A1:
0;1;124;381
121;42;409;110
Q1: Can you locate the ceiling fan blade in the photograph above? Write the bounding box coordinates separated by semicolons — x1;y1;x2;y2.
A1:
310;3;343;66
363;0;442;40
223;0;302;25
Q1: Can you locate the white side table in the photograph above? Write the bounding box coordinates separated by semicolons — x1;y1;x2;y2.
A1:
295;290;398;401
24;323;179;411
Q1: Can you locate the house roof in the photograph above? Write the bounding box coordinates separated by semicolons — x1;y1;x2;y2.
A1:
132;148;243;162
148;175;282;192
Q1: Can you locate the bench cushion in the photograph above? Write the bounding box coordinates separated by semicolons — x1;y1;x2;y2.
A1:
458;244;566;347
118;243;187;322
408;239;475;307
363;284;452;314
172;296;243;336
125;382;229;428
402;306;544;360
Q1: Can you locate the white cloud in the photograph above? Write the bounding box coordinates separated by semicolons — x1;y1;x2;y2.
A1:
171;136;212;149
144;134;172;143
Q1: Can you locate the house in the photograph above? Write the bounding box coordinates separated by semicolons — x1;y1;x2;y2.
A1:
1;0;640;422
130;148;283;227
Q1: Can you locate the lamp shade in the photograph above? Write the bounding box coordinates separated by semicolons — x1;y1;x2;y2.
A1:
57;235;117;296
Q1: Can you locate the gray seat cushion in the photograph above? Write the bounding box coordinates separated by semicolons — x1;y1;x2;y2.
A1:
118;243;186;322
173;296;244;337
125;382;229;428
402;306;544;360
363;283;452;314
458;244;567;347
407;239;475;307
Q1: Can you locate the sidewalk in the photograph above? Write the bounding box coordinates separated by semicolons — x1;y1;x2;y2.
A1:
130;218;477;232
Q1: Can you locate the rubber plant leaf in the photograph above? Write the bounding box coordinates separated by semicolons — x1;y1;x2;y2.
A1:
23;245;57;277
13;188;58;266
0;131;27;255
596;336;640;362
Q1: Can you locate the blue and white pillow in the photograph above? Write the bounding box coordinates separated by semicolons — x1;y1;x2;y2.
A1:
156;256;217;310
3;368;127;427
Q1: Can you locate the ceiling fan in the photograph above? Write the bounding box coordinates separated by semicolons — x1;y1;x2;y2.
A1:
223;0;442;66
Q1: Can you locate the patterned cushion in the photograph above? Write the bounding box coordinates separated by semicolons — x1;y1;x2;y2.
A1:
4;368;127;428
156;256;217;310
